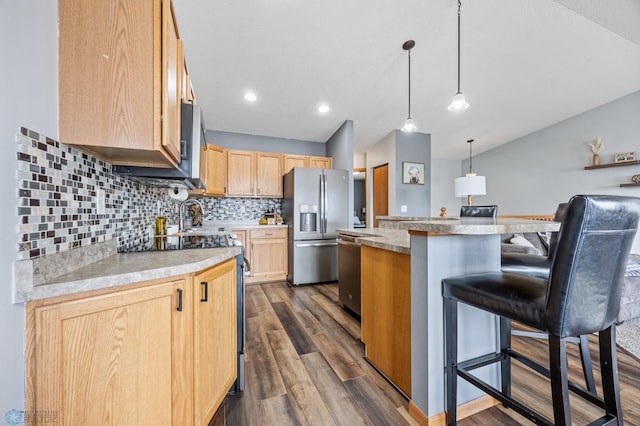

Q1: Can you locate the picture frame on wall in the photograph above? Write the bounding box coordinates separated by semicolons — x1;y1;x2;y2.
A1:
402;161;425;184
614;152;636;163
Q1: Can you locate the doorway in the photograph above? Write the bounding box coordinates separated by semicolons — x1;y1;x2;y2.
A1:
372;164;388;228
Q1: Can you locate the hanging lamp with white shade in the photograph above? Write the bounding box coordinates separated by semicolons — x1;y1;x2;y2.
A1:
401;40;417;132
448;0;470;112
454;139;486;205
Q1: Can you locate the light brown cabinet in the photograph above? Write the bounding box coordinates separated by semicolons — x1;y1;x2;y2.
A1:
245;227;288;284
227;150;283;198
283;154;333;174
361;245;411;397
193;259;237;425
200;144;227;196
59;0;184;168
27;259;237;425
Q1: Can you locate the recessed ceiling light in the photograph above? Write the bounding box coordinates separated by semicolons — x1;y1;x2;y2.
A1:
244;92;257;102
318;104;330;113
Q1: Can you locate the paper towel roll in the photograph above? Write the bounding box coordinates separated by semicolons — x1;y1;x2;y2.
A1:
168;186;188;201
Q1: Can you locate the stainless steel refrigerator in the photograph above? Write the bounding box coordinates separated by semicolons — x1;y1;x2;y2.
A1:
283;167;349;285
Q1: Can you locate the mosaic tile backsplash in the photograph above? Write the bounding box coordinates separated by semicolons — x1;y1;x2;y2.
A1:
16;127;281;260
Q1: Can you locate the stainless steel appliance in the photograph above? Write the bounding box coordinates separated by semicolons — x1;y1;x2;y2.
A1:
282;167;349;285
112;102;206;190
118;227;247;393
337;232;361;316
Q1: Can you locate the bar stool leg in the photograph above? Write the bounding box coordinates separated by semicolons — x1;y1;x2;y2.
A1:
599;326;623;424
499;317;512;398
444;297;458;426
549;336;571;426
578;334;597;394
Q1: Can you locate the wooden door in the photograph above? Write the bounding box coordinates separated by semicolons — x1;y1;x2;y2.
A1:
161;0;182;164
29;279;190;425
256;152;283;197
193;259;237;425
373;164;388;227
227;150;256;196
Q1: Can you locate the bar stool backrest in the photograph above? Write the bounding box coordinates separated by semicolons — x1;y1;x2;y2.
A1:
546;195;640;338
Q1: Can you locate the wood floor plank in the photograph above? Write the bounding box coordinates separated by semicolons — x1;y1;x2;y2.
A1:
343;375;412;426
271;302;318;355
301;351;374;426
311;293;361;340
307;331;365;381
245;316;287;400
257;394;308;426
266;329;336;425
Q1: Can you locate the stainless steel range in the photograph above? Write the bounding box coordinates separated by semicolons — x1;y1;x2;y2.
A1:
119;227;248;394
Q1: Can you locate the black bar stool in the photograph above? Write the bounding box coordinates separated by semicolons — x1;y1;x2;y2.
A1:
460;205;497;218
443;195;640;425
501;203;597;394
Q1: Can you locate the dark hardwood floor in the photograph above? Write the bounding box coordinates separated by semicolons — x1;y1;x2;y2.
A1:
210;282;640;425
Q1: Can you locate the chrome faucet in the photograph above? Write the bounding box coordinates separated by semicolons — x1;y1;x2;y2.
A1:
178;199;205;232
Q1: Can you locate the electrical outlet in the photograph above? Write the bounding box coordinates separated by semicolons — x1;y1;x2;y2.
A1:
401;205;407;213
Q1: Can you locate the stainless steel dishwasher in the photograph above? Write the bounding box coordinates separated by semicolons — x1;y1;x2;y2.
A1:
338;233;361;317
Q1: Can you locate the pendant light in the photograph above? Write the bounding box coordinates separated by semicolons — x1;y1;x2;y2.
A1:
454;139;486;205
448;0;470;111
401;40;417;132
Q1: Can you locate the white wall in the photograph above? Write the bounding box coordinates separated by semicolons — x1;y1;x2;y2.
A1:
430;159;461;217
1;1;59;412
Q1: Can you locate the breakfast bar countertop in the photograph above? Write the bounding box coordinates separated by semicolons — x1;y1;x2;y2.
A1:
337;228;410;255
382;217;561;235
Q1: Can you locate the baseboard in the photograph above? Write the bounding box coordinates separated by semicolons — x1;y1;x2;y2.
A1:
408;395;499;425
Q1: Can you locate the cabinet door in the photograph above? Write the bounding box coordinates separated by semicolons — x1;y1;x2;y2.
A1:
308;156;332;169
29;279;191;425
249;229;288;280
283;154;308;174
257;152;283;197
161;0;182;164
202;145;227;196
227;150;256;196
193;259;237;425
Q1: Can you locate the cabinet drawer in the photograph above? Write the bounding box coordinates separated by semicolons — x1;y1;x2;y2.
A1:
249;228;287;239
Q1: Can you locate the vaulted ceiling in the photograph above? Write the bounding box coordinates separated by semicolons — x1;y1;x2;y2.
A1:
173;0;640;159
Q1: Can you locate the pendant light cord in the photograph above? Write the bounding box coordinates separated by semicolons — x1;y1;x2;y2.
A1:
408;48;412;118
457;0;462;94
468;138;474;174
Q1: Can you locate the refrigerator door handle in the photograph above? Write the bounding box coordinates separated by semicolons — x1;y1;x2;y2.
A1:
322;174;328;234
295;242;338;248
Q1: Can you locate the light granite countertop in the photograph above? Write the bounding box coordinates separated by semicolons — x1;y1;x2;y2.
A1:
338;228;410;255
380;217;560;234
15;244;241;303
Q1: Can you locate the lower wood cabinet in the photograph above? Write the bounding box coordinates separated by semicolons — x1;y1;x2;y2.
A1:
26;259;237;425
243;227;288;284
361;245;411;397
193;259;237;424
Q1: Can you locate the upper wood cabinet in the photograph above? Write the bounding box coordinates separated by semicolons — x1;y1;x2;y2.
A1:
200;145;227;196
309;156;333;169
227;150;283;198
257;152;283;197
283;154;333;174
227;150;257;196
59;0;184;168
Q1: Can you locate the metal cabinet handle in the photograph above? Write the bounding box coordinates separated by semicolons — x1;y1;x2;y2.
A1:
201;281;208;302
177;288;183;312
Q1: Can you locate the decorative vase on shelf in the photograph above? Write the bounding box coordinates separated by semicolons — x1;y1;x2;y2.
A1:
632;174;640;184
593;153;600;166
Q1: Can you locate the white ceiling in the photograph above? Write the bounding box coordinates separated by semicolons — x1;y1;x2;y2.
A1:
173;0;640;160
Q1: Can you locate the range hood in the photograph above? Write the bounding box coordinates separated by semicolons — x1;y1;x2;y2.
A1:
112;103;206;190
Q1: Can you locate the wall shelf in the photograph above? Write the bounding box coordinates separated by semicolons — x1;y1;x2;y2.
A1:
620;183;640;188
584;160;640;170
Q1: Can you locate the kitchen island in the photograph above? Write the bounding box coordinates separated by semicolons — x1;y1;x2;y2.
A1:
358;218;560;424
